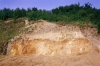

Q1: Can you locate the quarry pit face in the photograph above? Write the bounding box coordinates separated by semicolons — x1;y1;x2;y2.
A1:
7;22;99;56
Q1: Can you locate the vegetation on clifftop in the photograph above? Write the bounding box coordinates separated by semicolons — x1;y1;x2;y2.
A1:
0;3;100;25
0;3;100;26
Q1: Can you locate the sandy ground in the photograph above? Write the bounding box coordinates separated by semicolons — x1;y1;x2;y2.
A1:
0;53;100;66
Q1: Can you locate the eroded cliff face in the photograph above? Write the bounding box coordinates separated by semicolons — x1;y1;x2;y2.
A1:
7;21;99;56
10;38;98;56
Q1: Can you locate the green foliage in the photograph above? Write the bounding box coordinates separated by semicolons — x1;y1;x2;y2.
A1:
98;23;100;33
0;2;100;33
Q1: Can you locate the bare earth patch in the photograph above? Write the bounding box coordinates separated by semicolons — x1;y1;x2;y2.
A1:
0;53;100;66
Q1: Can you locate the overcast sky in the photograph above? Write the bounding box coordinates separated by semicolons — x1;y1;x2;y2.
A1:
0;0;100;10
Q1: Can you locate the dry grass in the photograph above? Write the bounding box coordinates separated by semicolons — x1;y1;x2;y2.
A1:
0;20;25;54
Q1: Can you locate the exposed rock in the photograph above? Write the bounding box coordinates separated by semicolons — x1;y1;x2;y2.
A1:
0;42;8;55
25;20;29;25
4;18;13;23
37;19;47;22
81;27;100;51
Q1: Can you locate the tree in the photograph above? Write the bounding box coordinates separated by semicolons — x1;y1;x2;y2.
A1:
1;8;13;20
32;7;38;12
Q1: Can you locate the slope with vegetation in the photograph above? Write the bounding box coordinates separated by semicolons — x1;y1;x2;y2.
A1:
0;3;100;32
0;19;25;54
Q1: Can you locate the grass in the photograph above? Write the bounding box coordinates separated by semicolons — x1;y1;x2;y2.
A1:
52;20;97;28
0;20;25;54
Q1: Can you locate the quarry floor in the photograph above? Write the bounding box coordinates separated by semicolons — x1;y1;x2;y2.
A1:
0;53;100;66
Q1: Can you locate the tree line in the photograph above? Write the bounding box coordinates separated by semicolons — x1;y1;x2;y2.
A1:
0;3;100;33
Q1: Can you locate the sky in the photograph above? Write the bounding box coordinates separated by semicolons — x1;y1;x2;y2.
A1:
0;0;100;10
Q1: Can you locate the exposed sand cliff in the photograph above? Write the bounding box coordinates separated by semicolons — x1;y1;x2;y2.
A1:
0;20;100;66
7;21;99;56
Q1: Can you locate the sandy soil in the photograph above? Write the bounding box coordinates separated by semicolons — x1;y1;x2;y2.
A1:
1;20;100;66
0;53;100;66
